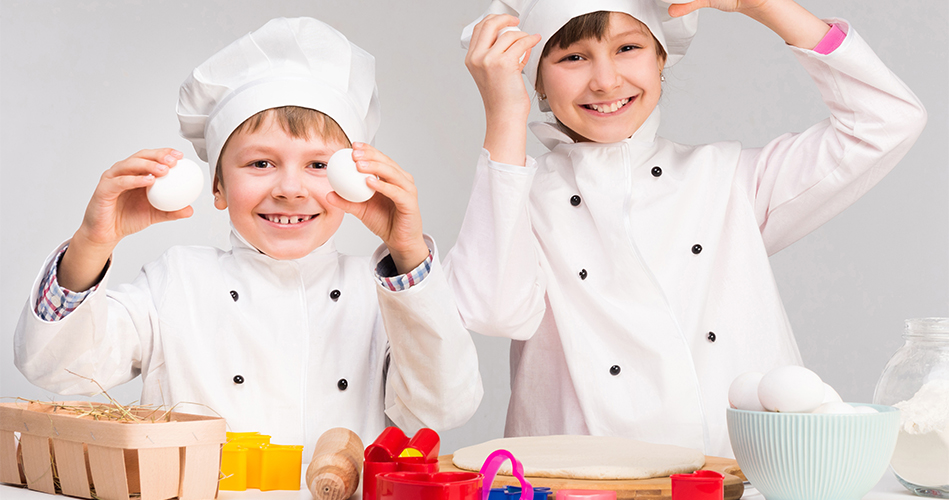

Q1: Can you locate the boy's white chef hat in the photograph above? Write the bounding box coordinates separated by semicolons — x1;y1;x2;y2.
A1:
177;17;380;173
461;0;698;88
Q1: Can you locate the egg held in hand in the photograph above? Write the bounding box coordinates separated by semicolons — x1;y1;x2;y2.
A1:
757;365;826;413
327;148;375;203
146;158;204;212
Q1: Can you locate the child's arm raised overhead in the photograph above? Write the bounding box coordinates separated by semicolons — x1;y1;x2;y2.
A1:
672;0;926;254
465;14;541;166
60;148;192;292
442;15;548;341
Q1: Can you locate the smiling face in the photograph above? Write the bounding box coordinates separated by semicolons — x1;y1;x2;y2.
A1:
537;12;666;144
214;109;350;260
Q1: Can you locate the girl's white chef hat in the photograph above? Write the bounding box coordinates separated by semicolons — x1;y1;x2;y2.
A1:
177;17;380;172
461;0;698;88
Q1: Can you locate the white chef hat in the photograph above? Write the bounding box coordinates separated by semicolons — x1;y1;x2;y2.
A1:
177;17;381;173
461;0;698;89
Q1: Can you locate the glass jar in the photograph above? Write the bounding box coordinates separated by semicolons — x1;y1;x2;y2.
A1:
873;318;949;497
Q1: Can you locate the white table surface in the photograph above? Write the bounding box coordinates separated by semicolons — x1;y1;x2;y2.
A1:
0;469;923;500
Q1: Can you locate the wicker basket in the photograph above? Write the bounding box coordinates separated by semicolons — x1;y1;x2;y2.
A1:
0;401;226;500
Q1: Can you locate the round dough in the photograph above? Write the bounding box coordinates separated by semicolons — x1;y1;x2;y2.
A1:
451;435;705;480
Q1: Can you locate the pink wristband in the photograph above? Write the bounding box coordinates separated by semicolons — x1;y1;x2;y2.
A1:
813;24;846;55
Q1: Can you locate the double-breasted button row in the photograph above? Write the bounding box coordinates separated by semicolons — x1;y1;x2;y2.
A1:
233;374;351;390
230;289;343;302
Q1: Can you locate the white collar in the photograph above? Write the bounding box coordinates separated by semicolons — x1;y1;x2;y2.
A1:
529;108;661;151
228;223;338;264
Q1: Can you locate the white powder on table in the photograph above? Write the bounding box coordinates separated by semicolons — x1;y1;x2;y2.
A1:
890;379;949;488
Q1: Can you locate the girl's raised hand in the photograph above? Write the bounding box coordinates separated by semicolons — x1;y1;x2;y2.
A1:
666;0;829;50
465;14;541;122
666;0;768;17
326;143;430;275
61;149;194;291
466;14;541;166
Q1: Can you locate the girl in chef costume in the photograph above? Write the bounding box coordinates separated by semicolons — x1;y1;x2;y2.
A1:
14;17;483;456
446;0;926;457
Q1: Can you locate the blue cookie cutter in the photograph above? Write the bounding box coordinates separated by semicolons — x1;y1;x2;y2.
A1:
488;485;552;500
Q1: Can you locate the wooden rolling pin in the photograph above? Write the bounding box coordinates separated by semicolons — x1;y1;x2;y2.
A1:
306;427;364;500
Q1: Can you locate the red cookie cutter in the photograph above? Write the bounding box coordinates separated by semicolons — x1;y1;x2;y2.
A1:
363;427;441;500
376;449;532;500
670;470;724;500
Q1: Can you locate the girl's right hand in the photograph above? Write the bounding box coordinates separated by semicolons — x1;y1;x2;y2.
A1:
465;14;541;124
60;148;193;291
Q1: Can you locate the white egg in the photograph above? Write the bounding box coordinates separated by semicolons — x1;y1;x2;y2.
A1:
497;27;527;62
821;383;843;404
728;372;765;411
327;148;375;203
146;158;204;212
811;401;856;414
852;405;879;414
758;365;825;413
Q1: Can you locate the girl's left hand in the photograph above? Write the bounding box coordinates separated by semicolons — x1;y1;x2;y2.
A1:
666;0;770;17
666;0;828;50
326;143;429;274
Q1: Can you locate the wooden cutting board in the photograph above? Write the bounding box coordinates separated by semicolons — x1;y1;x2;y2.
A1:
438;454;745;500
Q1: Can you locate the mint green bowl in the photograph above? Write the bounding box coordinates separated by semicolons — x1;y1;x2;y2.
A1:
727;404;899;500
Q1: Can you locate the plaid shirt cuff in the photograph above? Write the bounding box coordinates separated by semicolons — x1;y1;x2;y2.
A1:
375;250;433;291
35;245;99;321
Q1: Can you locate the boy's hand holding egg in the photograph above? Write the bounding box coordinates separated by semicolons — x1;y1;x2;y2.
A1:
61;148;196;293
729;365;878;414
326;144;428;275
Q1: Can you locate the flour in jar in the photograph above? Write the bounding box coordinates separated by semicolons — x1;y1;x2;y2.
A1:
890;379;949;488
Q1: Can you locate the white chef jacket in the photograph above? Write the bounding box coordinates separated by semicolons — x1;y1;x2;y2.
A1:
15;230;483;458
444;21;926;457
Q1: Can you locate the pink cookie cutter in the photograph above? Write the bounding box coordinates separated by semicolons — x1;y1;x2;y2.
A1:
479;449;533;500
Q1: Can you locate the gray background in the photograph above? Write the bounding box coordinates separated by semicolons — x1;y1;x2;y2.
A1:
1;0;946;454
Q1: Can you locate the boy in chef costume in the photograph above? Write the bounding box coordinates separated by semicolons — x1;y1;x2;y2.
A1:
447;0;926;456
14;17;483;454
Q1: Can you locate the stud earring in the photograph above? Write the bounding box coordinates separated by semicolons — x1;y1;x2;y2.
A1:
539;93;547;100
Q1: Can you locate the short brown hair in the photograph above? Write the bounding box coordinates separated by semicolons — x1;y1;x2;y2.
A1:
215;106;351;187
536;11;668;93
